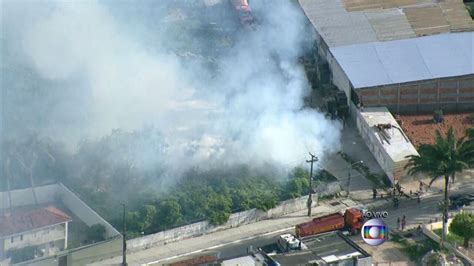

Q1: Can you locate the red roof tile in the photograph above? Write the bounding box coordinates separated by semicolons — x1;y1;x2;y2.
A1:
0;206;72;237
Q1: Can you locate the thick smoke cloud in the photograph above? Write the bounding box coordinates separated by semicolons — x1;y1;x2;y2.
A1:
2;0;341;179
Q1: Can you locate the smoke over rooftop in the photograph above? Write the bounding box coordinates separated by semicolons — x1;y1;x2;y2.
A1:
1;0;341;181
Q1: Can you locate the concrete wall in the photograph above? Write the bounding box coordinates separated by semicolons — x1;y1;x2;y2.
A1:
57;184;120;238
0;184;57;210
356;112;396;182
0;184;120;238
16;237;122;266
0;184;122;265
327;53;351;103
127;195;319;252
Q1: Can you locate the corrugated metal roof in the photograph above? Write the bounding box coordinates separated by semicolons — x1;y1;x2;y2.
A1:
221;256;256;266
330;32;474;88
299;0;474;47
299;0;378;47
364;8;416;41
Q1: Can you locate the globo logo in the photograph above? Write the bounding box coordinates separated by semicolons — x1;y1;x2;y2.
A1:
361;218;388;246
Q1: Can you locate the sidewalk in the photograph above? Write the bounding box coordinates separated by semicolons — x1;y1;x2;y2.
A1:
94;198;361;265
94;175;473;265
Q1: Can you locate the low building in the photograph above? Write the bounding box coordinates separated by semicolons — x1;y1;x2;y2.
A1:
0;183;122;265
270;231;371;266
356;107;419;184
1;206;72;262
221;253;271;266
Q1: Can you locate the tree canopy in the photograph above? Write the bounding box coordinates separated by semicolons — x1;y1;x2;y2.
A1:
449;212;474;248
405;127;474;243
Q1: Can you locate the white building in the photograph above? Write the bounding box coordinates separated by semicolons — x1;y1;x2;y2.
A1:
0;206;71;263
357;107;419;183
0;184;122;265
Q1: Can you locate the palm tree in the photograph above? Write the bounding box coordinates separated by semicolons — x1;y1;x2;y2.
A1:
405;127;473;245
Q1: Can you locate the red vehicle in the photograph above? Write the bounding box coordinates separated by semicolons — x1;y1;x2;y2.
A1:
295;208;364;237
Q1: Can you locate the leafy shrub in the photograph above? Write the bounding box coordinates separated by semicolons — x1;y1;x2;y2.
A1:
86;224;106;243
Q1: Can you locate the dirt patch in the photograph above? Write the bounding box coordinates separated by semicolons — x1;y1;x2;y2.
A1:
397;113;474;148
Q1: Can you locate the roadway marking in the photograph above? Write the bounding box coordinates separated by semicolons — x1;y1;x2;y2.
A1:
143;226;294;265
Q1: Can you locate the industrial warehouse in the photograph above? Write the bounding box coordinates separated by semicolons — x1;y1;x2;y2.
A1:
300;0;474;183
300;0;474;114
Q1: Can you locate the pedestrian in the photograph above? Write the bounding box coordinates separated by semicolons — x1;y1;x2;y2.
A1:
419;181;423;192
401;217;406;231
397;217;401;230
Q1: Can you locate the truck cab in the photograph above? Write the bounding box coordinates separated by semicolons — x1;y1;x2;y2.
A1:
344;208;364;234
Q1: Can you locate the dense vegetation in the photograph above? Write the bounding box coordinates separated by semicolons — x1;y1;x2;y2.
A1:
449;212;474;248
1;129;334;238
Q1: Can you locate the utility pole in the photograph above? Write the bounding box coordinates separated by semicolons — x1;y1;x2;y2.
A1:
121;203;127;266
347;171;351;198
306;153;318;217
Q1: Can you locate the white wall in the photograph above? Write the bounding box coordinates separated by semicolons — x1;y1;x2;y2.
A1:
327;52;351;102
57;184;120;238
0;184;120;239
356;112;395;182
0;184;57;210
127;194;325;252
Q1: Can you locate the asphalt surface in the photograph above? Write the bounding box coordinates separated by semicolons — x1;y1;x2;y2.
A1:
186;184;474;262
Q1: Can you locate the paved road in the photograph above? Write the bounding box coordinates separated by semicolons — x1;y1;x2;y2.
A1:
152;184;474;265
94;175;473;265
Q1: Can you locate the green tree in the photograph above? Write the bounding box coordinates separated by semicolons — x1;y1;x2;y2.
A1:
405;127;473;244
206;193;232;225
85;224;106;243
253;191;279;211
449;212;474;248
155;199;183;230
284;167;310;199
134;205;157;233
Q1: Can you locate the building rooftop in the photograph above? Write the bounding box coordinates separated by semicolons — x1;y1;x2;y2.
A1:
271;232;370;265
221;253;269;266
359;107;419;162
330;31;474;88
398;112;474;147
299;0;474;48
0;205;72;237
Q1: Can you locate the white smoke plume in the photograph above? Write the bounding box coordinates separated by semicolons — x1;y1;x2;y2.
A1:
2;0;341;178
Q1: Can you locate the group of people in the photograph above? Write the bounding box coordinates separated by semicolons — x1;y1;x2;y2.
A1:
397;215;407;230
